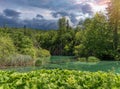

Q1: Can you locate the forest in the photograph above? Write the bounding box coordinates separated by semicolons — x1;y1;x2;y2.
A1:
0;0;120;67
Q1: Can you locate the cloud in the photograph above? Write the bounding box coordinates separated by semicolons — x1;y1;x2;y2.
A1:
0;11;58;30
52;11;69;18
81;4;93;15
96;0;110;6
0;0;108;29
0;13;22;27
18;0;74;11
3;9;21;17
23;19;58;29
36;14;44;19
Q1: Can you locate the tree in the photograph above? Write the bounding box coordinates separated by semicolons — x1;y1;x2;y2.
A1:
18;36;36;58
58;17;67;32
107;0;120;50
74;13;113;59
11;31;36;58
57;17;68;55
0;35;15;59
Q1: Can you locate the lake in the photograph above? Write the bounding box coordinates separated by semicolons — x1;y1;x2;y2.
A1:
3;56;120;73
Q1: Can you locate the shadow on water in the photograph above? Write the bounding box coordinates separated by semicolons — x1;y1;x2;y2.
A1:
2;56;120;73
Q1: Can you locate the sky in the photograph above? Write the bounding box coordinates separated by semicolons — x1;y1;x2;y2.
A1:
0;0;110;29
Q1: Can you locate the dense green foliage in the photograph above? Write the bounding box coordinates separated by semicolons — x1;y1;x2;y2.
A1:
107;0;120;50
0;69;120;89
76;13;113;59
0;35;15;59
0;28;51;66
0;12;120;63
1;0;120;67
34;57;50;66
77;56;100;62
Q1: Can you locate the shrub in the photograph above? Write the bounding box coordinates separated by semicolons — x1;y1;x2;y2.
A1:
34;57;50;66
88;56;100;62
36;48;51;57
14;35;36;58
114;54;120;61
20;47;36;59
0;35;16;66
78;56;100;62
77;57;87;62
0;36;15;58
109;51;120;61
34;59;42;66
74;44;86;57
6;54;34;66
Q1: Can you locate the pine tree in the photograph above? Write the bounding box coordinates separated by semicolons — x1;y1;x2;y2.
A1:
107;0;120;50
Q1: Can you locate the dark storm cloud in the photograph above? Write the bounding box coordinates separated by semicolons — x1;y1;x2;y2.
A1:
36;0;93;16
36;14;44;19
16;0;74;10
23;19;58;29
3;0;73;11
3;0;93;15
69;3;93;15
52;11;69;18
0;12;57;30
0;0;101;29
3;9;21;17
81;4;93;15
0;12;24;27
51;11;77;24
69;14;78;24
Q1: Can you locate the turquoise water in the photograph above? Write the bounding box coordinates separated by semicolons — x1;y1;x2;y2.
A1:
50;56;74;63
2;56;120;73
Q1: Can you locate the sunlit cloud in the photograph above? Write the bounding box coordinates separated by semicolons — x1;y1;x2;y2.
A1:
96;0;110;5
0;0;109;29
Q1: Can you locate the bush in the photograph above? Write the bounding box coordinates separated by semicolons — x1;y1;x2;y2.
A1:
88;56;100;62
0;35;16;66
20;47;36;59
103;50;120;61
34;59;42;66
34;57;50;66
78;56;100;62
114;54;120;61
74;44;86;57
36;48;51;57
77;57;87;62
110;51;120;61
0;36;15;59
12;35;36;58
5;54;34;66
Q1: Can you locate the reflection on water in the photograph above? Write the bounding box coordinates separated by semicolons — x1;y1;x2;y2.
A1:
2;56;120;73
50;56;74;63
